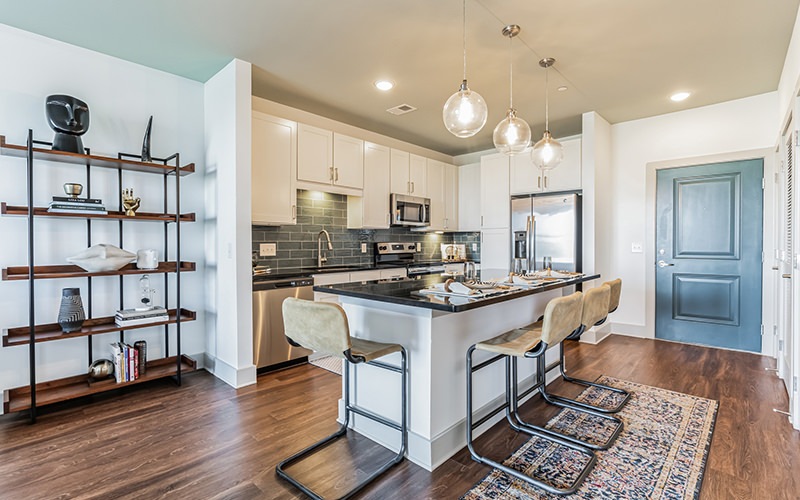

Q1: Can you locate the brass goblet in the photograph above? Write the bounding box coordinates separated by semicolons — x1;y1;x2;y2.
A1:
122;188;140;216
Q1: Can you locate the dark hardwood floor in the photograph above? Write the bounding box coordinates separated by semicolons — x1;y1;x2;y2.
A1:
0;335;797;499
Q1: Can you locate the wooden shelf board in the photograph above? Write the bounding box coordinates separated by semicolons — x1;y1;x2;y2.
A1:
3;355;197;413
3;309;196;347
0;135;194;176
2;261;196;281
0;203;195;222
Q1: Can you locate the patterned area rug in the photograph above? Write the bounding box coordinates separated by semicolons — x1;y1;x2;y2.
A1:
462;376;718;499
309;355;342;375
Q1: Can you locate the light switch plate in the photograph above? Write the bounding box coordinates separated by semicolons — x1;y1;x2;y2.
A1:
472;243;478;252
361;243;367;253
260;243;277;257
631;242;643;253
416;242;421;252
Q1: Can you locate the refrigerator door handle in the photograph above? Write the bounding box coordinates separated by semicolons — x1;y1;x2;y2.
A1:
526;215;534;272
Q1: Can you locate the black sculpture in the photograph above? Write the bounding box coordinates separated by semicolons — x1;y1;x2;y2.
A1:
46;94;89;154
141;115;153;162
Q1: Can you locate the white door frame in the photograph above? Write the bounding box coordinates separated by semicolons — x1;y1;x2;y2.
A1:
644;148;776;356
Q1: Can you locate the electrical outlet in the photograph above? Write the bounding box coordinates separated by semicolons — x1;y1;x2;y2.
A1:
631;242;643;253
260;243;277;257
472;243;478;252
361;243;367;253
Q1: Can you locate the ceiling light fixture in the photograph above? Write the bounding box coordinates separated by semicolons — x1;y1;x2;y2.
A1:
493;24;531;155
443;0;488;138
531;58;564;171
670;91;691;102
375;80;394;91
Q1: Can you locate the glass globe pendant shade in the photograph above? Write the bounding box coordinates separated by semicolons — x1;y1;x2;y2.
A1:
443;80;488;138
531;131;564;170
493;108;531;155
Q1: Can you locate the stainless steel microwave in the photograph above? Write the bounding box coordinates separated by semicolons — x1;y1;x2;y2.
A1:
390;193;430;227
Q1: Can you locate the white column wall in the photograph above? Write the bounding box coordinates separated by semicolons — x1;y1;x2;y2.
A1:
203;59;256;388
0;24;207;403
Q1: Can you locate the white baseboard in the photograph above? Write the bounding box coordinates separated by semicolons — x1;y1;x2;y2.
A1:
609;322;647;338
204;354;257;388
579;325;612;344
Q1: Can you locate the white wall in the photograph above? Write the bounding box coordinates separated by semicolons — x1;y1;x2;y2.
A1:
0;24;206;400
203;59;256;388
608;92;778;336
777;4;800;126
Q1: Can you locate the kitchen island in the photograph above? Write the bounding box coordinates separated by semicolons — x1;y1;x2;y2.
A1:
315;271;600;471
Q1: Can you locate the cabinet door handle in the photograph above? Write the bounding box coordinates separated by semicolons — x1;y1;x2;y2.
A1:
334;168;339;182
444;218;448;229
783;273;792;279
292;205;296;220
411;181;415;193
407;181;411;193
544;176;548;189
329;166;334;182
386;213;390;225
480;215;484;227
538;176;542;188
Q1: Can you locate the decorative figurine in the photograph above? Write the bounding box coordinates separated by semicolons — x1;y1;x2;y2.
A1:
88;359;115;380
66;244;136;272
141;115;153;162
122;188;140;216
58;287;86;332
45;94;90;154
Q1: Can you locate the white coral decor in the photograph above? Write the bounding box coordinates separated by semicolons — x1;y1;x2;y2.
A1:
67;244;137;272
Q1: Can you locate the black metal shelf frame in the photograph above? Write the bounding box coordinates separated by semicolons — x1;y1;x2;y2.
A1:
19;130;189;422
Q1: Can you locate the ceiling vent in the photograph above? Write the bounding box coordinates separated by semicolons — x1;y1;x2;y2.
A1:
386;104;417;116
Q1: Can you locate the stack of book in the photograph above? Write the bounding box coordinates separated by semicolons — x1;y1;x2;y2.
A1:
47;196;107;215
110;342;144;382
115;306;169;327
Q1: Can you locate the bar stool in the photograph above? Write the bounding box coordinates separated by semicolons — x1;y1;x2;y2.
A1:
507;286;624;451
276;298;407;500
466;292;596;496
559;279;631;414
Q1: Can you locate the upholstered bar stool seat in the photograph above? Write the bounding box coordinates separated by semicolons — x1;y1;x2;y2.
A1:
466;292;597;496
276;298;408;500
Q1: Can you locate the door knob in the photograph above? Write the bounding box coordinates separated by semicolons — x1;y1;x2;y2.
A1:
657;260;674;268
783;273;792;279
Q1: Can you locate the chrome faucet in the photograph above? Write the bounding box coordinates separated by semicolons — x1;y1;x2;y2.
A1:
317;229;333;267
465;261;476;280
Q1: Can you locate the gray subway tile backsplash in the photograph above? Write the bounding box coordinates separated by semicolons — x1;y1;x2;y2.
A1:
252;190;480;271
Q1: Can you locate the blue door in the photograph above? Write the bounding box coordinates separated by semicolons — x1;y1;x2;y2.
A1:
656;159;763;351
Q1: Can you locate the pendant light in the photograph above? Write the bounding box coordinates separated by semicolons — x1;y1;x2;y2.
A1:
493;25;531;155
531;58;563;170
443;0;488;138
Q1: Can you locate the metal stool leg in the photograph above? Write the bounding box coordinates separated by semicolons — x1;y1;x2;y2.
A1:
276;348;407;500
466;345;596;496
557;341;631;414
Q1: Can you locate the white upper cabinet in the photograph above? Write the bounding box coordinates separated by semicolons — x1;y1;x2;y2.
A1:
252;112;297;225
510;137;581;195
444;163;459;231
480;153;510;229
390;149;427;196
458;162;481;231
347;142;391;229
297;123;364;192
426;159;445;231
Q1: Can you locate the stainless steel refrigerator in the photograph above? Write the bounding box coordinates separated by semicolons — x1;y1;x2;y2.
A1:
510;192;582;273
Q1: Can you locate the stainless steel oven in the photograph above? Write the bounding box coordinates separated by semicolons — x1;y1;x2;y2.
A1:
390;193;430;227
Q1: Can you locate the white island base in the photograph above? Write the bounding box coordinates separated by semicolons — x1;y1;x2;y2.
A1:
336;287;569;471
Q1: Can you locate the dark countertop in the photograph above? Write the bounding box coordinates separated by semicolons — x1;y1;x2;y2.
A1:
314;273;601;312
252;260;482;283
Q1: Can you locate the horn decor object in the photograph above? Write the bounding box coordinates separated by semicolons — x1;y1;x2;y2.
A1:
45;94;90;154
66;244;137;272
141;115;153;162
58;288;86;332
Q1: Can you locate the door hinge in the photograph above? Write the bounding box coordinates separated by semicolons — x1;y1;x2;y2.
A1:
760;324;764;336
762;177;765;189
779;339;784;351
774;324;778;336
794;376;798;392
795;130;799;147
762;251;765;263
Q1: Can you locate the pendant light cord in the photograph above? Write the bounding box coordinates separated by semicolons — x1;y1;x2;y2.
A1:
544;64;549;131
509;35;513;108
462;0;467;81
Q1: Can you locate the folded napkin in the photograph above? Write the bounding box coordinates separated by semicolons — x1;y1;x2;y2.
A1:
427;281;478;296
530;270;579;279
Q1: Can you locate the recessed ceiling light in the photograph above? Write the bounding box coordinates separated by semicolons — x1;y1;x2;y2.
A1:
557;86;568;92
670;91;691;102
374;80;394;91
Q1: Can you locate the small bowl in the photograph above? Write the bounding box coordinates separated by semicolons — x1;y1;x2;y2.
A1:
63;183;83;197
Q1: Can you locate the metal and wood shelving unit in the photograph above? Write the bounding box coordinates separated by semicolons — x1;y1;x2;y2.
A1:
0;132;197;421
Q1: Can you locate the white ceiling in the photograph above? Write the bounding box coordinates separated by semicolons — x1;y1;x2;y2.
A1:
1;0;797;156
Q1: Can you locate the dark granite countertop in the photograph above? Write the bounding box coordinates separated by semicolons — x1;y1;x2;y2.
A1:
314;273;601;312
252;260;482;283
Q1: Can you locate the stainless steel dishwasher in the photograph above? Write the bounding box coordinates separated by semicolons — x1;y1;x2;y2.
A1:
253;276;314;371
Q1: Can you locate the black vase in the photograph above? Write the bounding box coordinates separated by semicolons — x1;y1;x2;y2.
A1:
58;288;85;332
